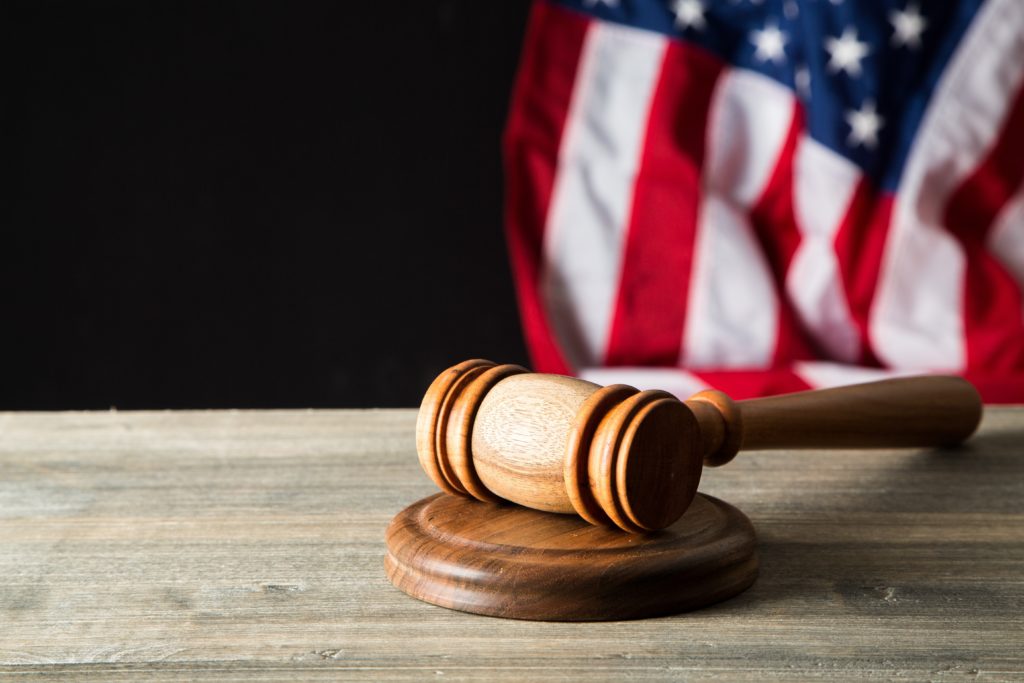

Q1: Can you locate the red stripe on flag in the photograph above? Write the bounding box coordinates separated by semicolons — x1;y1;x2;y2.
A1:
963;370;1024;403
944;83;1024;374
749;104;818;365
835;181;893;367
691;369;811;400
502;2;589;374
604;42;723;367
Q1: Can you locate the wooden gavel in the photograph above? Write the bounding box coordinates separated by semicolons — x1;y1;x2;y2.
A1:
416;359;983;532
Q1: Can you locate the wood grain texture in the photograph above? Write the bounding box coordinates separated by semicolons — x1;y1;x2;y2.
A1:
385;493;757;621
473;373;600;514
1;408;1023;680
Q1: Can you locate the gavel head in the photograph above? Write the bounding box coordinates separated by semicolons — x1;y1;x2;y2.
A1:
415;360;738;532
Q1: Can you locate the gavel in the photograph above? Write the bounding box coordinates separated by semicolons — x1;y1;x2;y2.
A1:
416;359;983;533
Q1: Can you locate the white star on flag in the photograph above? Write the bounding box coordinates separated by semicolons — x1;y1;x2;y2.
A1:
672;0;706;31
845;99;884;149
890;4;927;49
750;21;788;64
825;27;870;77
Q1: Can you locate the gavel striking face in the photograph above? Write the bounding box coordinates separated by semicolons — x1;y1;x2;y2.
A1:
416;359;983;532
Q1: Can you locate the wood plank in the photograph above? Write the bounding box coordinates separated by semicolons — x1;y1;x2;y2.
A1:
1;408;1022;680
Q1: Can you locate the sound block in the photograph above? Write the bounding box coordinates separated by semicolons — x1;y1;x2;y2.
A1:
385;492;758;621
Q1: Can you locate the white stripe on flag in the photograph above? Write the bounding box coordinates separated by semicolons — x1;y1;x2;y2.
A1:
682;69;794;368
989;189;1024;296
579;366;709;400
794;361;920;390
788;137;862;363
541;22;667;368
870;0;1024;371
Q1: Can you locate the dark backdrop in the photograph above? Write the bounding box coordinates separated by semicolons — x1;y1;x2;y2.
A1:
4;1;533;409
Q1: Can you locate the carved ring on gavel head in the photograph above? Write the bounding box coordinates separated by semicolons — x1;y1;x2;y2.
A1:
415;359;983;533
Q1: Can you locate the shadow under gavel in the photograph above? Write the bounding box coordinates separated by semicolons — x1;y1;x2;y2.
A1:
416;359;983;533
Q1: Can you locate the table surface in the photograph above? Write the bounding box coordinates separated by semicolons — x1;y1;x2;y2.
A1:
1;407;1022;681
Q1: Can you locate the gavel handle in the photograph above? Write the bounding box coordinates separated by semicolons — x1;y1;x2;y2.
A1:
731;375;983;452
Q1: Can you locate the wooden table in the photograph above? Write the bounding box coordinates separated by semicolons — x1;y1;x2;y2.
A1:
1;408;1022;681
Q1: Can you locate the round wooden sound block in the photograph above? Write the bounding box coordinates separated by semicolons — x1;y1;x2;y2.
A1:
385;493;758;621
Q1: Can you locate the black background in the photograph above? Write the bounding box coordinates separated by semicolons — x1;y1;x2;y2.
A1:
4;1;533;409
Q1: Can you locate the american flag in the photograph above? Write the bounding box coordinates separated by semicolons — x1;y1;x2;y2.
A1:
503;0;1024;402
